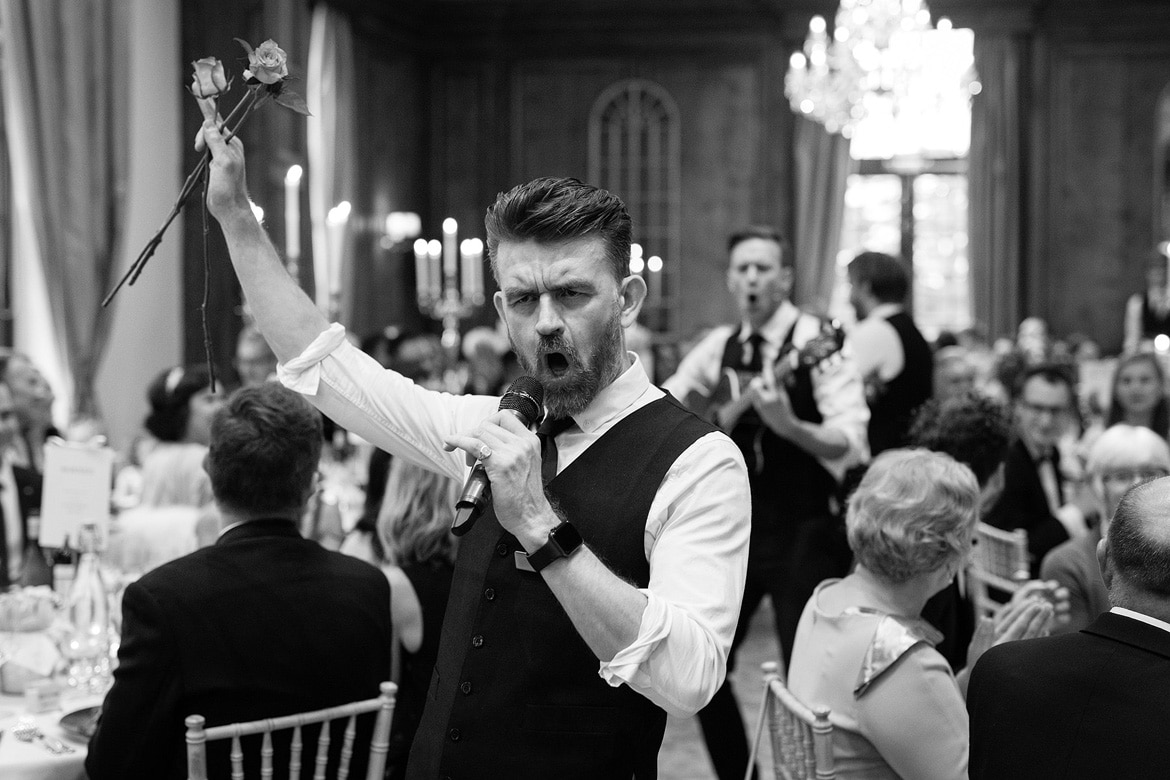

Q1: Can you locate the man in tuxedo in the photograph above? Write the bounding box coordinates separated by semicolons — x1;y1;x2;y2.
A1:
968;475;1170;778
984;364;1089;575
664;226;868;780
0;381;45;586
87;383;392;780
847;250;933;454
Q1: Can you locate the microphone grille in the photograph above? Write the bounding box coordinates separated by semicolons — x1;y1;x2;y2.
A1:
499;376;545;426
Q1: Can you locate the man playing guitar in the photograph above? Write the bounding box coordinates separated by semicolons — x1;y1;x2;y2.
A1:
664;226;869;780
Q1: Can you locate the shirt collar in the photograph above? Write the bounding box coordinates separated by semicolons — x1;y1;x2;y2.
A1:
567;351;652;435
1111;606;1170;635
740;299;798;345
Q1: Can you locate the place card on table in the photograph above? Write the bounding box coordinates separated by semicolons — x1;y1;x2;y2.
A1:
40;441;115;549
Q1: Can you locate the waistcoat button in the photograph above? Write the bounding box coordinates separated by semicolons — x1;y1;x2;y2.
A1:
460;681;472;695
495;543;508;557
471;634;484;648
484;588;495;601
449;728;461;742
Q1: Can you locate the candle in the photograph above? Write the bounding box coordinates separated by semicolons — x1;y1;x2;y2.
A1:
469;238;484;303
427;239;443;302
442;218;458;288
326;201;351;306
284;165;303;265
647;255;663;306
414;238;430;303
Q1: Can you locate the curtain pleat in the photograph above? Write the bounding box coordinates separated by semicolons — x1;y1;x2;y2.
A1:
970;35;1025;342
793;115;852;315
0;0;129;417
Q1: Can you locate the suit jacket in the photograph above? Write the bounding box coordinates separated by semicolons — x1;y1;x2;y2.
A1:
1;464;43;586
983;439;1070;576
86;519;393;780
968;611;1170;779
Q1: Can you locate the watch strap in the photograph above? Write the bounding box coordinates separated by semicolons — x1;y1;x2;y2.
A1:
527;521;583;572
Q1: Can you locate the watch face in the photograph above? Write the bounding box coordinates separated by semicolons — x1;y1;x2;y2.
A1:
550;521;583;555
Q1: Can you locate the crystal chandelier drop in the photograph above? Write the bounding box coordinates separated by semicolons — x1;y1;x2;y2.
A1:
784;0;936;138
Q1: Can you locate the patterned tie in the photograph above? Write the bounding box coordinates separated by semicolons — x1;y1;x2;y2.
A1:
537;416;575;485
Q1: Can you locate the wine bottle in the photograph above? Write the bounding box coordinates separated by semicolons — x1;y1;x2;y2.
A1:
17;511;52;588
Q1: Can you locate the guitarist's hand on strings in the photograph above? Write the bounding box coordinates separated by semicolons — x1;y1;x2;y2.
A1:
749;373;799;438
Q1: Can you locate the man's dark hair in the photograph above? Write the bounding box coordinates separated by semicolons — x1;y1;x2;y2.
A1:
207;383;323;516
1108;478;1170;596
1013;362;1076;401
484;177;631;283
908;392;1011;487
848;251;910;303
727;225;793;268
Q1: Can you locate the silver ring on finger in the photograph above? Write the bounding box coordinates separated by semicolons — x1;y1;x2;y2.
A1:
478;444;493;460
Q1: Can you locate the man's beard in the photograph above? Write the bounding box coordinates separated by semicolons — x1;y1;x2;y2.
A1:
511;310;625;419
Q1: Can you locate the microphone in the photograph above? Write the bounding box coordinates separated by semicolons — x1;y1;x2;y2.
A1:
451;376;545;537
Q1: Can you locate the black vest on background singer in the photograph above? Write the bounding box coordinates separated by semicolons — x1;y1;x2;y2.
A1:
406;396;717;780
1141;292;1170;342
720;325;837;522
866;310;933;455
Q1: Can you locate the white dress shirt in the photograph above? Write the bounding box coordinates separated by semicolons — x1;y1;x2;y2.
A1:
1111;606;1170;634
278;323;751;717
849;302;906;384
662;299;870;481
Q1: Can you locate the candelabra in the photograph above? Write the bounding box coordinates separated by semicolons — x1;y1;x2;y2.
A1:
414;218;486;352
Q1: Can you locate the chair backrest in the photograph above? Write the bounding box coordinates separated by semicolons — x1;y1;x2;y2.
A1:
745;661;835;780
967;522;1030;618
185;681;397;780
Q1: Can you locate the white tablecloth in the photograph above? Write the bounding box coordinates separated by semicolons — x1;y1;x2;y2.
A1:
0;692;100;780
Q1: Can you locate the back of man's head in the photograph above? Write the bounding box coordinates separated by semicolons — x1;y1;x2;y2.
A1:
484;177;631;284
1105;477;1170;603
207;383;323;519
848;251;910;303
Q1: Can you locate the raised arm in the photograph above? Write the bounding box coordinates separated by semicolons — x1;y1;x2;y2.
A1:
198;100;328;361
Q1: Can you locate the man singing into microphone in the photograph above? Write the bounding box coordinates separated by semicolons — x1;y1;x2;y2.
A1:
197;102;750;780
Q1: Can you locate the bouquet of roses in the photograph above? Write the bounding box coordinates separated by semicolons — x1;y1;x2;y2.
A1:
104;38;310;306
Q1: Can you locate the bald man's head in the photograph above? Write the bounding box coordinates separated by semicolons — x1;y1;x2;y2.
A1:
1105;477;1170;599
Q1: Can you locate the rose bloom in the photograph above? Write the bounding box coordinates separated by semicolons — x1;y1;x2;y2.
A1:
190;57;227;98
244;39;289;85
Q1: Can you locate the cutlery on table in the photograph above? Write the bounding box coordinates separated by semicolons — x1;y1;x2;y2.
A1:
12;718;74;754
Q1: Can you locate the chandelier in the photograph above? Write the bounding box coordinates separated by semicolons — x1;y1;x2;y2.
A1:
784;0;936;138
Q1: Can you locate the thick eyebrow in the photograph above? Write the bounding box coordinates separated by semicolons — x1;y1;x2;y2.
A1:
502;275;598;299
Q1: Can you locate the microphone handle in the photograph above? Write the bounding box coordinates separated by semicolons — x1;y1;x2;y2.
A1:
450;408;534;537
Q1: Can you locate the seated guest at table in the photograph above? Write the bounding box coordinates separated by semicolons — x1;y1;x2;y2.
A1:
969;475;1170;779
369;459;459;780
984;364;1091;575
1042;423;1170;634
87;383;392;780
788;448;1054;780
233;324;278;388
139;364;222;508
0;350;58;474
0;381;48;587
907;392;1012;669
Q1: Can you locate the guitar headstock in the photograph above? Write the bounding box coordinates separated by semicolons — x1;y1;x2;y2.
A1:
795;319;845;369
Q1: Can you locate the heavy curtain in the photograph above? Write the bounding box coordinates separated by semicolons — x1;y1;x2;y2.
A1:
1;0;129;417
792;115;852;315
307;3;356;324
969;34;1025;342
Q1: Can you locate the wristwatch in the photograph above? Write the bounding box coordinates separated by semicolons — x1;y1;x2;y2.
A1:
526;521;584;572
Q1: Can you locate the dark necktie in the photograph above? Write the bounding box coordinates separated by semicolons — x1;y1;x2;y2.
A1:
537;416;575;485
742;332;765;373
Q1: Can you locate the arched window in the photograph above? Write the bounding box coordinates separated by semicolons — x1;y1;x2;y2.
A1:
587;79;681;334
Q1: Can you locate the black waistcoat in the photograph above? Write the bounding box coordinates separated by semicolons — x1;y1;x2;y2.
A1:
721;326;836;519
1142;293;1170;340
406;395;716;780
866;310;934;455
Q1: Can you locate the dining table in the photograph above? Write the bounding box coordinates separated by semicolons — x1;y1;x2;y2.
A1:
0;689;101;780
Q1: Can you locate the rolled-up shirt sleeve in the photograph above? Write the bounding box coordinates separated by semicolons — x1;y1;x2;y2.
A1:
277;324;495;482
809;339;871;481
599;432;751;717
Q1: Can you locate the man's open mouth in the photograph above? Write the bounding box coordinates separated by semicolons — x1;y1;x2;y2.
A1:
746;293;759;307
542;351;571;378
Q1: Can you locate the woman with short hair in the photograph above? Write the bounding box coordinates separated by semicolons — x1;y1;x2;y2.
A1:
788;448;1054;780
